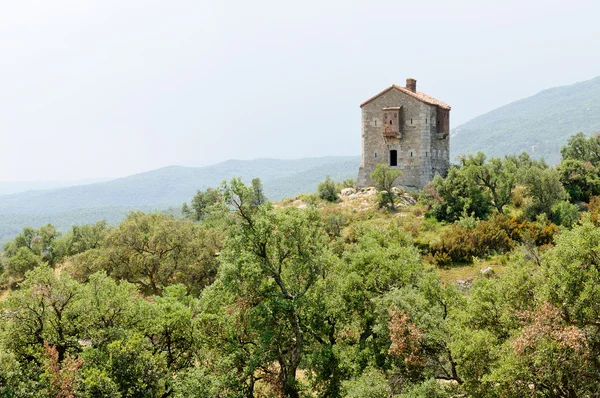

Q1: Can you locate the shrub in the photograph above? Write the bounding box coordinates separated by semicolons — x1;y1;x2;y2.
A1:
336;178;356;191
511;185;527;208
324;212;346;237
428;169;492;222
370;164;402;209
342;368;391;398
523;166;568;221
400;379;450;398
552;200;581;228
429;214;560;266
317;175;339;202
586;196;600;226
430;222;513;265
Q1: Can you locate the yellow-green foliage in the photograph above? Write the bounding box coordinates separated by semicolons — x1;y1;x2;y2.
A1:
429;214;559;266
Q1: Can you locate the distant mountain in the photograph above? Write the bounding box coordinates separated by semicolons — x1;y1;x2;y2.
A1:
451;76;600;164
0;178;110;196
0;157;360;242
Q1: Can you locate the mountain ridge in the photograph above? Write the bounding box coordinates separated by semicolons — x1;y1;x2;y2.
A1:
450;76;600;163
0;156;360;242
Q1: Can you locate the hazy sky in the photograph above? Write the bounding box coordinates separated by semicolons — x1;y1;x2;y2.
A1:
1;0;599;181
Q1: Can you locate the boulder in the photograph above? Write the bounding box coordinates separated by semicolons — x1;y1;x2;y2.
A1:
340;188;356;196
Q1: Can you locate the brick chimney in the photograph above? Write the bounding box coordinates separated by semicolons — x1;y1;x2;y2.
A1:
406;78;417;93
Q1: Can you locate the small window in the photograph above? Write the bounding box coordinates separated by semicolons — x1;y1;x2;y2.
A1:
410;119;413;124
390;150;397;167
426;151;428;157
410;151;413;157
426;118;428;124
389;120;392;125
374;152;377;158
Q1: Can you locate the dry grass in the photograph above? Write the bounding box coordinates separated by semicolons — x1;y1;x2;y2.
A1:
436;258;509;286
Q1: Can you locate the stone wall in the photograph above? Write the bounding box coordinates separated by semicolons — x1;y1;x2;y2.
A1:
357;87;450;189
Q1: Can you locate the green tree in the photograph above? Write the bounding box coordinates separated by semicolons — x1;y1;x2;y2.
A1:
462;152;517;213
317;175;339;202
250;177;267;207
370;164;402;209
69;212;221;295
218;178;330;397
1;267;84;364
429;166;491;222
78;272;144;347
522;166;568;220
185;187;226;221
102;334;168;398
4;224;62;267
560;132;600;165
486;222;600;396
144;285;198;371
342;368;390;398
558;133;600;202
3;246;44;281
558;158;600;202
59;221;110;257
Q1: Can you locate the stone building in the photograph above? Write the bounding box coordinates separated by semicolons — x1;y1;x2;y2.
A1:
357;78;451;189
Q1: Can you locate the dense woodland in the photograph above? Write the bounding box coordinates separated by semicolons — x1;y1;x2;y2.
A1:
1;133;600;397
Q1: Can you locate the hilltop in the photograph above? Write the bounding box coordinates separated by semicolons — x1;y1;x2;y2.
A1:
451;76;600;163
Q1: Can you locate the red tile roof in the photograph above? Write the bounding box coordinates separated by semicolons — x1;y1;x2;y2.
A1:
360;85;451;110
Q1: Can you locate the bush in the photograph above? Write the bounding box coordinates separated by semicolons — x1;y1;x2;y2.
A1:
317;176;339;202
324;211;346;238
586;196;600;226
429;214;560;266
552;200;581;228
430;221;513;265
3;247;44;281
427;169;492;222
370;164;402;209
342;368;391;398
400;379;450;398
336;178;356;191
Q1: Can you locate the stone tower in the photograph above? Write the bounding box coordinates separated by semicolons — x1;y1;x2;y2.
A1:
357;78;451;189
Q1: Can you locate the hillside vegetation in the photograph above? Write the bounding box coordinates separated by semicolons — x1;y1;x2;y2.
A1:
451;75;600;163
0;157;359;242
2;133;600;397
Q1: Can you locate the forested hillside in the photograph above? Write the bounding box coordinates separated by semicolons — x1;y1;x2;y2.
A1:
2;133;600;397
0;157;359;242
451;76;600;163
0;179;109;196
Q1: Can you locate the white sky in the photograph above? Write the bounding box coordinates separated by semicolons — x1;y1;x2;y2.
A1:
1;0;599;181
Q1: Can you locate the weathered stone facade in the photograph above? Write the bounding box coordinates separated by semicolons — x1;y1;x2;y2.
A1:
357;79;451;189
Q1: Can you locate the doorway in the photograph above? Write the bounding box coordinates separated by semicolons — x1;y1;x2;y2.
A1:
390;150;397;167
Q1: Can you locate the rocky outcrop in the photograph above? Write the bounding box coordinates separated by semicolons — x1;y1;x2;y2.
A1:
339;187;417;209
